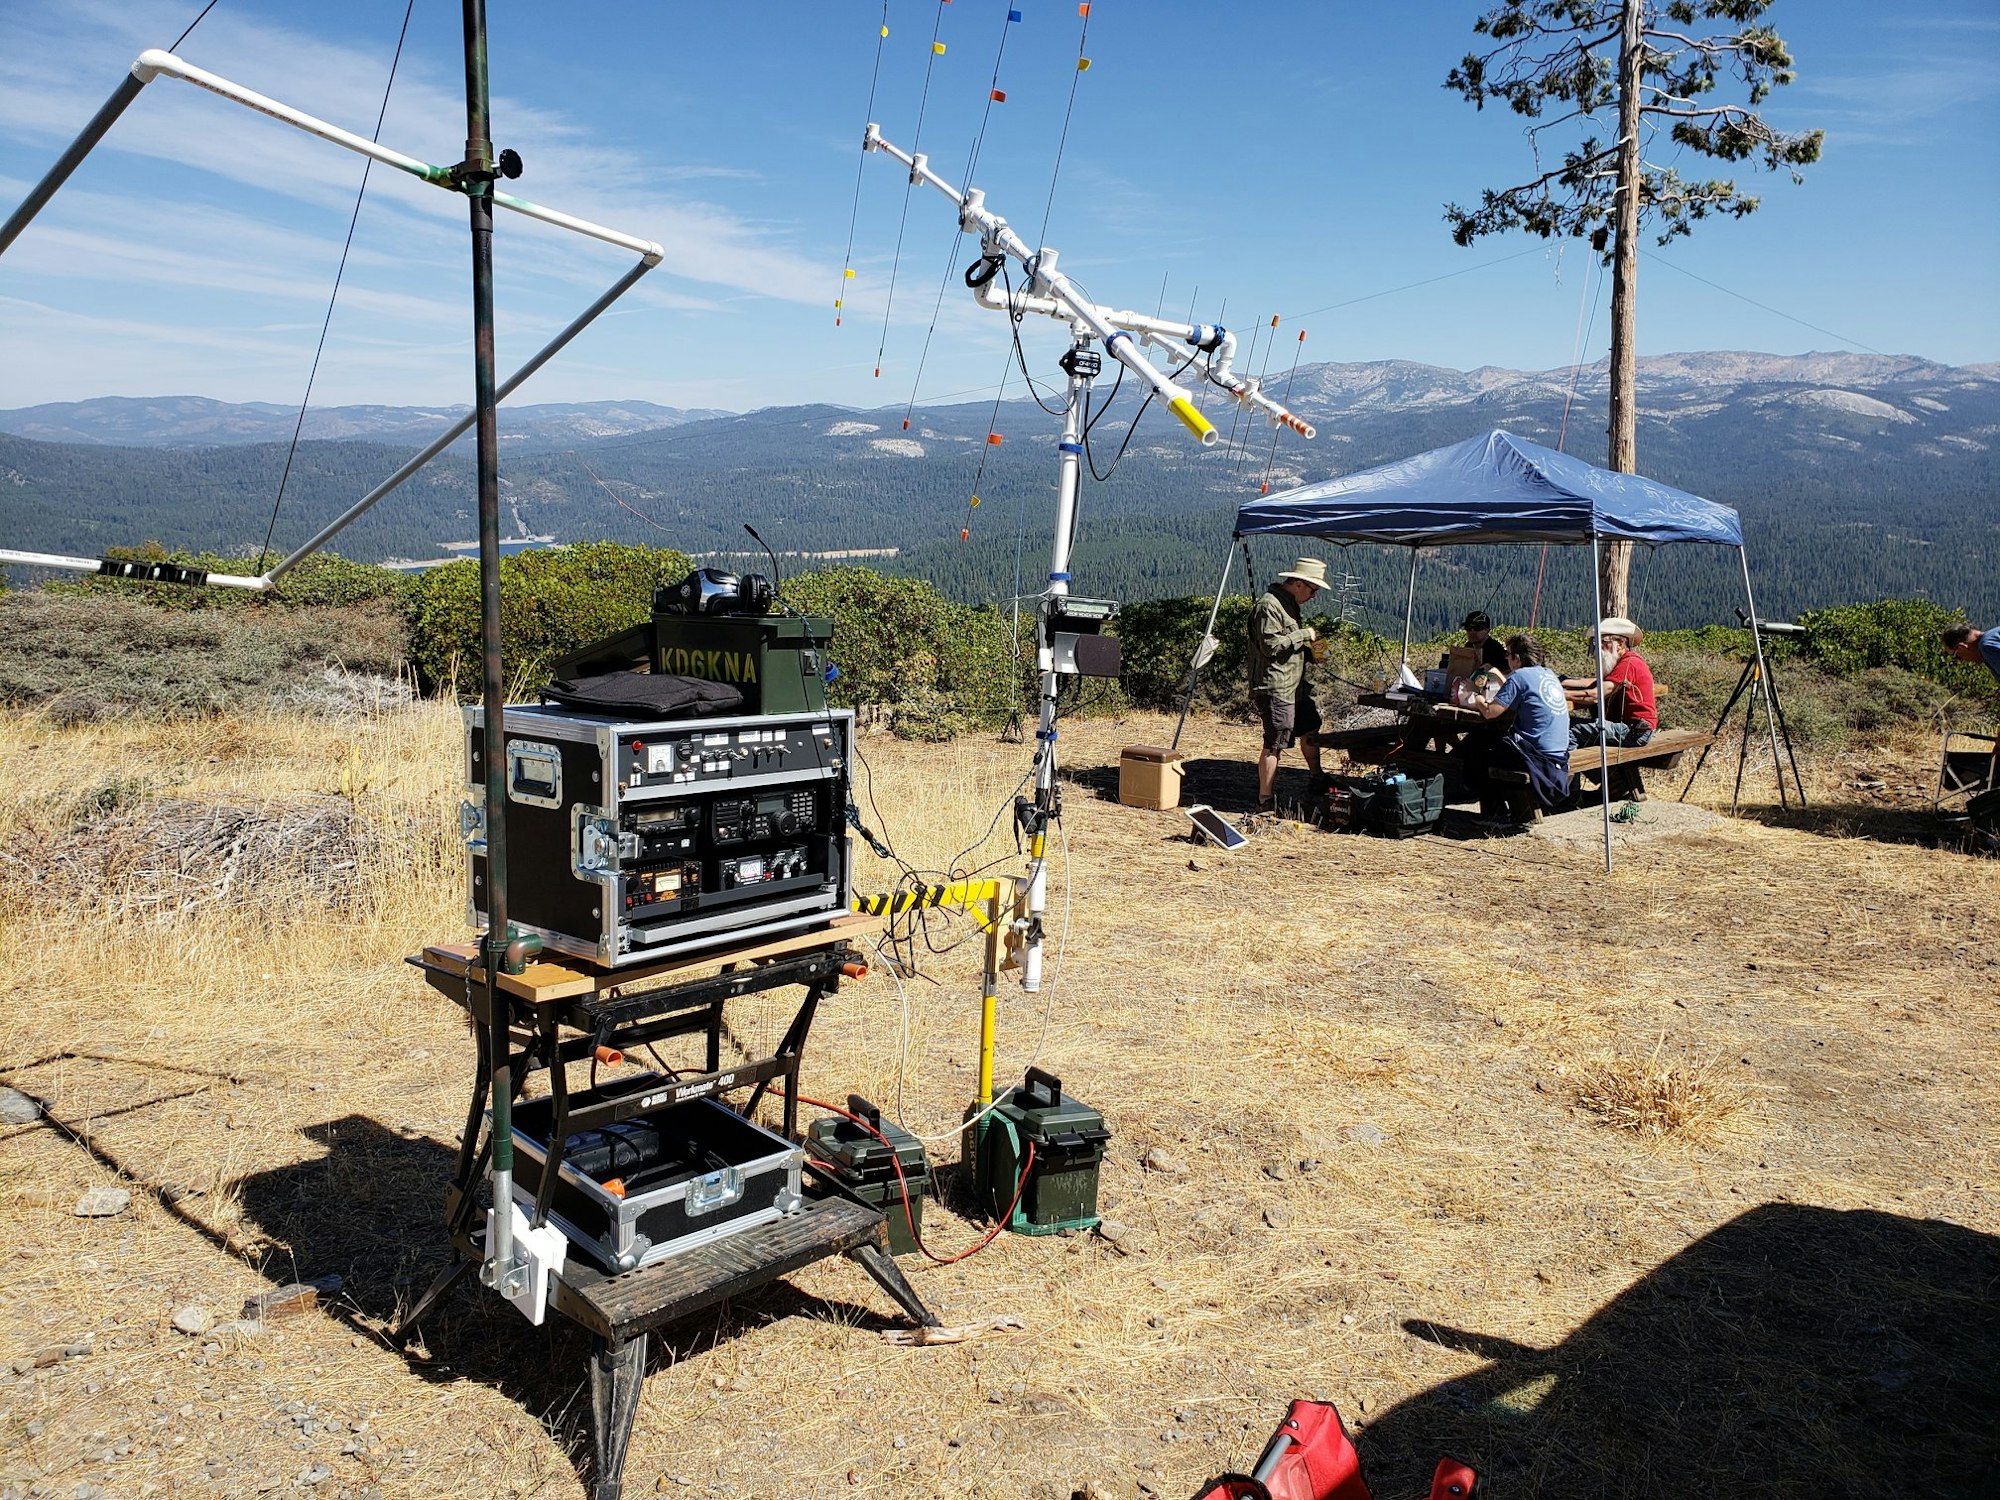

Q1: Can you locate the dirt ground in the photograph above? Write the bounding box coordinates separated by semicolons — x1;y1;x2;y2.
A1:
0;704;1993;1500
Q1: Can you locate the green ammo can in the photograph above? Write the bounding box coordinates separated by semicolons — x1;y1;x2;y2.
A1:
804;1096;930;1257
650;610;833;715
977;1067;1111;1235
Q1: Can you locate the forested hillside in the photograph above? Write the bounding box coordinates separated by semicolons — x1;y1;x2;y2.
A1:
1;358;1992;635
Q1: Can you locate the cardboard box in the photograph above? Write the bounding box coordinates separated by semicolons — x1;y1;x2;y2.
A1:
1447;646;1483;704
1118;744;1185;809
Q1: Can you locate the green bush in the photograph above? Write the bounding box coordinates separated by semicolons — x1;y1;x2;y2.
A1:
1116;594;1395;717
1797;598;1992;698
403;542;690;697
784;567;1020;739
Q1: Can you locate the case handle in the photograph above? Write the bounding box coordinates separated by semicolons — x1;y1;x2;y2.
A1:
1022;1067;1063;1109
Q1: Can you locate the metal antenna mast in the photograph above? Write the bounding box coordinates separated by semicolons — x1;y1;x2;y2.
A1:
861;125;1316;991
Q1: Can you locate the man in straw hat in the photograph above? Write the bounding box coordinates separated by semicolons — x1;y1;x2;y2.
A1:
1248;556;1329;814
1563;615;1657;751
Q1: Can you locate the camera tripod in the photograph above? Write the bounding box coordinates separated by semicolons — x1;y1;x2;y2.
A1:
1679;626;1806;813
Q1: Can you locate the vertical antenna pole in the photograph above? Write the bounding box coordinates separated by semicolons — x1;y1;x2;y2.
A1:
1019;337;1093;993
460;0;519;1295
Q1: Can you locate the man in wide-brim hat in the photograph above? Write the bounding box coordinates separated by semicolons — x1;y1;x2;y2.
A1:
1248;556;1329;813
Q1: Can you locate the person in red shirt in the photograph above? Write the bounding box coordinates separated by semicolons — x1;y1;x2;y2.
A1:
1564;616;1656;748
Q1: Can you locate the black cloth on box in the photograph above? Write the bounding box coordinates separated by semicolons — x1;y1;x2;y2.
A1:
541;670;745;719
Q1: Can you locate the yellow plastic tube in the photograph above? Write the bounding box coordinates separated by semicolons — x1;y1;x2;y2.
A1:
1169;396;1218;445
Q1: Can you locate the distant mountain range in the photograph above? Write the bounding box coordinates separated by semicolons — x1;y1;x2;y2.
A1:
0;351;1993;632
0;396;729;448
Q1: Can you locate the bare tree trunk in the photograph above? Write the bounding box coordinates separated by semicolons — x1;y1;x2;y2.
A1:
1602;0;1643;622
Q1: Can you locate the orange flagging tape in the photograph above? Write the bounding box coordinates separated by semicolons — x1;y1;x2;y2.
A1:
902;417;911;429
991;88;1007;102
960;527;970;542
986;432;1003;445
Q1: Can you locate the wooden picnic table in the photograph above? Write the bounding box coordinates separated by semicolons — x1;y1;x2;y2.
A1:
1354;690;1487;726
1326;691;1718;810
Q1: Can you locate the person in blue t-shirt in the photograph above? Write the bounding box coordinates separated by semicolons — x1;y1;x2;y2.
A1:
1471;632;1573;816
1943;622;2000;691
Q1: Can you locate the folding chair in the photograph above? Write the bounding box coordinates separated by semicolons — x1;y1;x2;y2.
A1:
1935;729;1998;815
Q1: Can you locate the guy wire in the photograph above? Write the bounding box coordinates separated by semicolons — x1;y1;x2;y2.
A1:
170;0;222;50
833;1;892;327
254;0;415;577
1227;313;1280;483
573;451;670;533
874;0;954;378
1537;249;1604;626
901;2;1023;429
1257;325;1307;493
1034;1;1093;250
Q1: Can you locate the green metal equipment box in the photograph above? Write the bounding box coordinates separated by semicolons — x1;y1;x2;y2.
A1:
650;612;832;716
550;607;833;717
974;1067;1110;1235
805;1098;930;1257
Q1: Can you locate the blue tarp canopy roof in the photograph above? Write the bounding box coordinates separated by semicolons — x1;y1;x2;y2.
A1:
1234;429;1743;548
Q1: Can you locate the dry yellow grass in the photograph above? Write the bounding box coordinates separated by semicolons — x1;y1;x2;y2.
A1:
1570;1039;1748;1142
0;702;1994;1499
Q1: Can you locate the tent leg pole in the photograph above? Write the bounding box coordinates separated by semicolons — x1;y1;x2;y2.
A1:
1172;543;1236;753
1591;536;1611;875
1400;548;1419;674
1738;548;1788;809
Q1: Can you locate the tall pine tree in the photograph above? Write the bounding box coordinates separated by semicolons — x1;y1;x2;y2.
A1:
1444;0;1822;618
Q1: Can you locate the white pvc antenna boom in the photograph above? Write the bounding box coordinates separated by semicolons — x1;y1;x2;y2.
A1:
126;51;664;262
863;124;1315;445
0;50;666;590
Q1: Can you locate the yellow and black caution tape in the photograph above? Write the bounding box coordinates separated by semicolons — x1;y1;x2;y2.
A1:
853;878;1008;928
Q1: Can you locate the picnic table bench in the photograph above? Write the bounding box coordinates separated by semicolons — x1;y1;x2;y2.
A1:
1487;726;1716;790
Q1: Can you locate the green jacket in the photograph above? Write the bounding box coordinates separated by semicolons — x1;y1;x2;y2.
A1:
1248;588;1314;698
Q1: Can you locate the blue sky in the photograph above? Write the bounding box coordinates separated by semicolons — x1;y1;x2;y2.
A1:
0;0;1993;414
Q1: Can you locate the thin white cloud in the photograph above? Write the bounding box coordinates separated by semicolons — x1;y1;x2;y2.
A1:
0;0;843;314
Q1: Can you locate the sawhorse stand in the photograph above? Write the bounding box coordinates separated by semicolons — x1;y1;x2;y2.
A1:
396;916;937;1500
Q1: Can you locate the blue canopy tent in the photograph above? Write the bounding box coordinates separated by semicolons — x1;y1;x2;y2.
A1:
1204;430;1780;871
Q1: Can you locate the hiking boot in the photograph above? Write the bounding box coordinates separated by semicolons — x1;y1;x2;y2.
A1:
1254;797;1277;815
1627;724;1655;749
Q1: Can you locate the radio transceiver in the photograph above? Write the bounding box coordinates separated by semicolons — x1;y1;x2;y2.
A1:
464;706;853;967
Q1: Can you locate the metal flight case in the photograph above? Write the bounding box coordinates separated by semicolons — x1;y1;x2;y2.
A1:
464;705;854;968
503;1088;806;1272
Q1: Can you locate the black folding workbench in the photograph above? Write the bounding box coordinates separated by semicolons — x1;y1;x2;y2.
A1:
397;914;935;1500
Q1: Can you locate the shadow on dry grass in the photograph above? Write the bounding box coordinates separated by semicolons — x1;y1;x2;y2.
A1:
1366;1204;2000;1498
